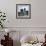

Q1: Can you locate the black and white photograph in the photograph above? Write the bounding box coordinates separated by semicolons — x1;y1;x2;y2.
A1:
16;4;31;19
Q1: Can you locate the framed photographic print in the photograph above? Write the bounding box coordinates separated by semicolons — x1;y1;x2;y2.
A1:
16;4;31;19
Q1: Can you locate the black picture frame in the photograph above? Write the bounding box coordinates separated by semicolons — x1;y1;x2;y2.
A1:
16;4;31;19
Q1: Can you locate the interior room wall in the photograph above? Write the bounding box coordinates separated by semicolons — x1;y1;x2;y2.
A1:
0;0;46;27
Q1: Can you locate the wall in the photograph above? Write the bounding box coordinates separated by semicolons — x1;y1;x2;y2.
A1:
0;0;46;27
